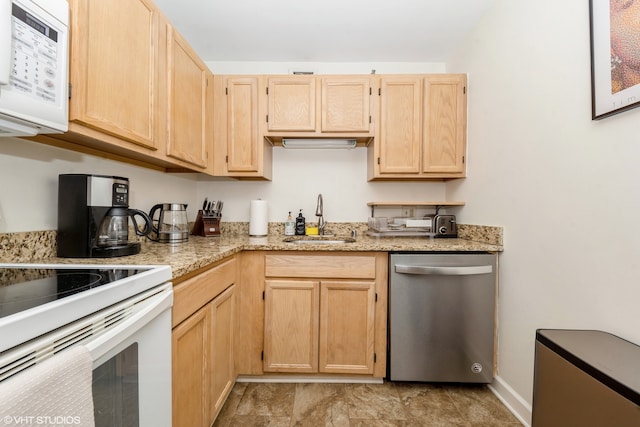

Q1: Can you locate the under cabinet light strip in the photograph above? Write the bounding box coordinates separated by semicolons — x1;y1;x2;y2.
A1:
281;138;357;149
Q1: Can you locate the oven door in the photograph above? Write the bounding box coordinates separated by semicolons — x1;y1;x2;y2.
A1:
86;283;173;427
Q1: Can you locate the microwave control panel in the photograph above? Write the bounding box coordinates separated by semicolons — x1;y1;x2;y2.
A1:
9;3;62;105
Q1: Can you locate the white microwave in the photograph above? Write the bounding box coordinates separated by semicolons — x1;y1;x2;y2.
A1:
0;0;68;137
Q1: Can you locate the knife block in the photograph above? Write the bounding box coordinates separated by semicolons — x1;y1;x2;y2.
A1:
191;210;221;237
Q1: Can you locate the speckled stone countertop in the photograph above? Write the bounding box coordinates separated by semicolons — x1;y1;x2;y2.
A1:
0;222;503;280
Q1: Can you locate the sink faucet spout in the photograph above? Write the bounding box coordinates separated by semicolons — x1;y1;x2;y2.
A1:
316;194;326;235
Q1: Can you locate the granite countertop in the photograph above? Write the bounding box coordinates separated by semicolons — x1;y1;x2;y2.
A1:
1;223;503;280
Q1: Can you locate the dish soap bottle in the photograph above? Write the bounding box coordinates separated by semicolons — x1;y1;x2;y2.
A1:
295;209;306;235
285;211;295;236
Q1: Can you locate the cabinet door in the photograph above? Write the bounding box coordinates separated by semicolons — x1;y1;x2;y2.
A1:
226;77;260;172
321;77;372;132
69;0;159;150
165;24;211;169
423;75;467;174
172;304;209;427
263;279;319;373
209;285;236;422
319;281;376;374
267;77;316;131
377;76;422;174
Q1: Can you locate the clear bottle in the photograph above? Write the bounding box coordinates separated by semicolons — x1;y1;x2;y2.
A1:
284;211;295;236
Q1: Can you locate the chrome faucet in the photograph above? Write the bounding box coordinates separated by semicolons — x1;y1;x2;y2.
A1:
315;193;326;235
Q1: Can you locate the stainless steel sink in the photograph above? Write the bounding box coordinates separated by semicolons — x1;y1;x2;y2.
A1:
282;236;356;244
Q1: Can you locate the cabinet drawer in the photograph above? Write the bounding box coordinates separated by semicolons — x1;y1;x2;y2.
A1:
265;253;376;279
173;257;237;327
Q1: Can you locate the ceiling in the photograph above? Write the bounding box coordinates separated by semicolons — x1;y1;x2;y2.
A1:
153;0;495;63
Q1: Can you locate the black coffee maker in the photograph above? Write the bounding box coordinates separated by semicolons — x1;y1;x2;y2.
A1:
57;174;152;258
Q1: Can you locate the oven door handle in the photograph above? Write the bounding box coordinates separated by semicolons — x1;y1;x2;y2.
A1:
85;286;173;366
394;264;493;276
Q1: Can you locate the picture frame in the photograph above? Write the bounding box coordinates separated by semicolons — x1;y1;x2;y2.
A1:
589;0;640;120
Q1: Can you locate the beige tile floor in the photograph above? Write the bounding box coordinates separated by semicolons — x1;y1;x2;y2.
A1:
213;381;523;426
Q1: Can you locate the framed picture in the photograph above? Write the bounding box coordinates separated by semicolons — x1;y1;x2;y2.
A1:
590;0;640;120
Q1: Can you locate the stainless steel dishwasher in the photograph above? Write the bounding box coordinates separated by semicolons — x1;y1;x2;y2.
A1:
388;253;496;383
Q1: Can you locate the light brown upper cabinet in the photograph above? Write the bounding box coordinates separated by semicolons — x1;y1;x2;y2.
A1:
32;0;213;173
67;0;161;152
422;75;467;174
263;75;374;144
374;76;423;174
368;74;467;180
321;77;372;132
266;76;316;132
164;23;212;171
213;76;272;180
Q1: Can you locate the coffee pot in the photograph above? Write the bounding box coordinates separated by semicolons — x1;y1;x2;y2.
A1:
57;174;152;258
149;203;189;243
97;207;153;247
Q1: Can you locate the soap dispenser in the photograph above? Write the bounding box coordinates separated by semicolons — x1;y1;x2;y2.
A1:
295;210;306;235
285;211;295;236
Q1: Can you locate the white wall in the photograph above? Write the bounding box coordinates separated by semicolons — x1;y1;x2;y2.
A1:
447;0;640;423
0;138;200;232
197;148;447;222
206;61;446;75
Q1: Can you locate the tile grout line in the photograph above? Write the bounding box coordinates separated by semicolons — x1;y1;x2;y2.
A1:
443;385;473;425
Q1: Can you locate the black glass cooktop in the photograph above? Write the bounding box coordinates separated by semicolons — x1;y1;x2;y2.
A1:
0;267;150;318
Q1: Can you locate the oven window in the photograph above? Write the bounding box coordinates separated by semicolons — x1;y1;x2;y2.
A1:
92;343;139;427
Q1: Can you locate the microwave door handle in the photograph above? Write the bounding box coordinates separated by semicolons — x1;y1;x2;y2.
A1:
0;0;11;86
394;264;493;276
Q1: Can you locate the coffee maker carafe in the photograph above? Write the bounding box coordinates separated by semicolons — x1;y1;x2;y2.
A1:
97;207;152;247
57;174;152;257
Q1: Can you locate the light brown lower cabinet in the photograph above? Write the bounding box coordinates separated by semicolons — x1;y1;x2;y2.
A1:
172;251;388;426
171;257;237;427
263;278;376;375
319;280;376;374
172;302;209;427
263;279;319;373
262;252;387;378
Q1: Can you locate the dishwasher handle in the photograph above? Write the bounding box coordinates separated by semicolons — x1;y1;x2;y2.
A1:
394;264;493;276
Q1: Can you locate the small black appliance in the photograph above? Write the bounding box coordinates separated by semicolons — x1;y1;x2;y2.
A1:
57;174;152;257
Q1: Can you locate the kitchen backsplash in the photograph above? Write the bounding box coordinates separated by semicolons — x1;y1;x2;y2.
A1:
457;224;503;246
224;222;503;245
0;223;503;262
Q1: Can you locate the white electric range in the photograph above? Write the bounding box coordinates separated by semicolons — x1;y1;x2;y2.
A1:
0;263;173;427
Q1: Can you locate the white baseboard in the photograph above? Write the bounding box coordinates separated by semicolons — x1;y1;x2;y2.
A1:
488;376;532;427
